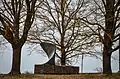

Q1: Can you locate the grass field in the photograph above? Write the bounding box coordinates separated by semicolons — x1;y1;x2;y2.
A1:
0;73;120;79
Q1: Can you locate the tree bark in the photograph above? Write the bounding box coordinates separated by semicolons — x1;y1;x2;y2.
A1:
60;32;66;65
103;48;112;74
103;31;113;74
61;51;66;65
9;44;22;74
102;0;115;74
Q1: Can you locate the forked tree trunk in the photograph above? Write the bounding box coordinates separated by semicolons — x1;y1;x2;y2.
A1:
103;0;115;74
9;44;22;74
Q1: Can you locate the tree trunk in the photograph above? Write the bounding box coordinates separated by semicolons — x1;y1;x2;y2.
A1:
103;32;113;74
9;44;22;74
60;32;66;65
61;52;66;65
102;0;115;74
103;47;112;74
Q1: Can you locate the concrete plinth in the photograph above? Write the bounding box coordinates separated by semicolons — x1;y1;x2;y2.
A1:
34;64;79;74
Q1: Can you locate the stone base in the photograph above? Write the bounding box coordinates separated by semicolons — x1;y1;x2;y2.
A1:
34;64;79;74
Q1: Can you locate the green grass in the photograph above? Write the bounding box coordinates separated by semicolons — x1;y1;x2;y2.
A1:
0;73;120;79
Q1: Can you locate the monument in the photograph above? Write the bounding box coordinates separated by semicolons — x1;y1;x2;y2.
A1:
34;42;79;74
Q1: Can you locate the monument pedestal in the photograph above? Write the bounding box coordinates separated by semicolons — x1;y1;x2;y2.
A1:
34;64;79;74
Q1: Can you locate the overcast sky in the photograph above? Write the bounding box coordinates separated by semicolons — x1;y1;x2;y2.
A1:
0;43;119;74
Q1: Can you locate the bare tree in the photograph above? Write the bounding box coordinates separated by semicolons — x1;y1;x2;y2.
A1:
0;0;40;74
28;0;99;66
79;0;120;74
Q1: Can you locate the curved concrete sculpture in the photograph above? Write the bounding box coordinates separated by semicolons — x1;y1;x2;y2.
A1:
40;42;56;65
34;42;79;74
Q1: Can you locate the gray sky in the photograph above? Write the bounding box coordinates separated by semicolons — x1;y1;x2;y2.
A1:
0;43;119;74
